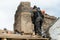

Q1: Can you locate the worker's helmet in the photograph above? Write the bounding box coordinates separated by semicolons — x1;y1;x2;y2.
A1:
33;5;37;9
37;7;40;11
4;28;7;30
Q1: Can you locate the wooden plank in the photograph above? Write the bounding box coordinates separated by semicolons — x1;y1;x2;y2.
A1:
0;34;48;40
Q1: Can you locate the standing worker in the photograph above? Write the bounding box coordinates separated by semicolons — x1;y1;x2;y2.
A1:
32;5;44;36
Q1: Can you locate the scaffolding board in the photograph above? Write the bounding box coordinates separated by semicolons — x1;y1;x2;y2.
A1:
0;34;49;40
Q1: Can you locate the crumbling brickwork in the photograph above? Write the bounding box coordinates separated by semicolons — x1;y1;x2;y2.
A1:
42;14;57;31
14;2;34;34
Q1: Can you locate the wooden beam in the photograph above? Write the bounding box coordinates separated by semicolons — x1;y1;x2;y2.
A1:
0;34;49;40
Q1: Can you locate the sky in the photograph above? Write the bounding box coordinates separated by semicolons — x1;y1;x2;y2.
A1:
0;0;60;31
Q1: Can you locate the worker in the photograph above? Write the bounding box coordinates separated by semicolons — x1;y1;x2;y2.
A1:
4;28;8;33
32;5;44;35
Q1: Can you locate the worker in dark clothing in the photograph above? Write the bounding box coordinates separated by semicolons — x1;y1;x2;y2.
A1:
32;6;44;35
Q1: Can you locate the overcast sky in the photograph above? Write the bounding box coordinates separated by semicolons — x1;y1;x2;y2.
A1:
0;0;60;31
